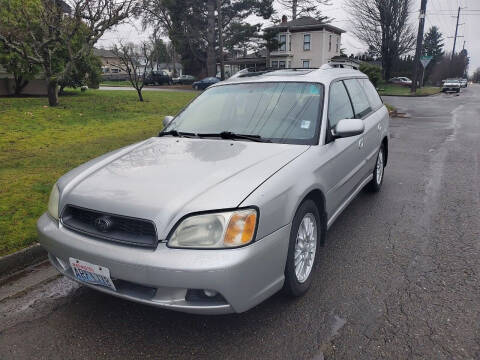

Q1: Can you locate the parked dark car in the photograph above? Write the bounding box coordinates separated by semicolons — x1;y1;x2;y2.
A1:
173;75;196;85
144;70;172;86
192;77;220;90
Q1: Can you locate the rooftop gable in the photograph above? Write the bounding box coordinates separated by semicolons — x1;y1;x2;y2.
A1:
266;16;345;34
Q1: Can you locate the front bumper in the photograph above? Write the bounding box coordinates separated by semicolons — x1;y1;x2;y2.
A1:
37;213;290;314
442;86;460;92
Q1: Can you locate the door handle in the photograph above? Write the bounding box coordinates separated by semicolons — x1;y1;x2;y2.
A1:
377;123;382;132
358;138;364;149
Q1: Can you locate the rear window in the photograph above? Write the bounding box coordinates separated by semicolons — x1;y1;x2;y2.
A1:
343;79;371;118
359;78;383;110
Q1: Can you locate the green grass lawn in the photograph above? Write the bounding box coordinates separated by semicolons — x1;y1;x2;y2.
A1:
377;83;441;96
0;89;197;256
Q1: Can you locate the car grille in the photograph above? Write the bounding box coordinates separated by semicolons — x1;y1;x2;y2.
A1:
61;205;158;248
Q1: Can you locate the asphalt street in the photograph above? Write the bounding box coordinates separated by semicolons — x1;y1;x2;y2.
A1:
1;86;480;359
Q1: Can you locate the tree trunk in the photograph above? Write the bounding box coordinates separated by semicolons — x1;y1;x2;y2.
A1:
13;74;29;95
217;0;225;80
47;79;59;106
292;0;298;20
206;0;216;77
137;88;144;102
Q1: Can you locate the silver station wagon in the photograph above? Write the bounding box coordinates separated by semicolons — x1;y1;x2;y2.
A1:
38;66;389;314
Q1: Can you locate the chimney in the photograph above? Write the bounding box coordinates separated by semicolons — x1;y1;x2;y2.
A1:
281;15;288;23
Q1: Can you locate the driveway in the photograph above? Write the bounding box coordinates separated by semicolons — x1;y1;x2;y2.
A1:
1;86;480;359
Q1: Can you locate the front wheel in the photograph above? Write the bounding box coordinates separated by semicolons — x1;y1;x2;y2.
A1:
284;199;321;297
368;144;385;192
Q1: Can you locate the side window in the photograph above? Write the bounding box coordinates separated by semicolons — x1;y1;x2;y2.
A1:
359;78;383;110
328;81;354;129
343;79;372;118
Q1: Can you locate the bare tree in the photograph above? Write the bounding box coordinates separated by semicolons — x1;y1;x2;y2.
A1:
277;0;331;20
0;0;139;106
345;0;415;81
113;42;152;101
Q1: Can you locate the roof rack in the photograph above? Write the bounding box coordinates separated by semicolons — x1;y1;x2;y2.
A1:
229;67;318;79
322;57;361;70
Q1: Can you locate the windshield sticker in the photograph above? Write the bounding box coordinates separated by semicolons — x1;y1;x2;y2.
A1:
310;85;320;95
301;120;311;129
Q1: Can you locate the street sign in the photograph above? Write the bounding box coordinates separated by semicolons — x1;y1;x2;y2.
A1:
420;56;433;68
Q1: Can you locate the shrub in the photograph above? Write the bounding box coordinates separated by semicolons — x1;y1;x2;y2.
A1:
359;63;383;86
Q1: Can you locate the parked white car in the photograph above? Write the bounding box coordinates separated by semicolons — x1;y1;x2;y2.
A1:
389;77;412;86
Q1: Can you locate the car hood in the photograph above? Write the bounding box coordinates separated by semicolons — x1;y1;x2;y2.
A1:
60;137;309;239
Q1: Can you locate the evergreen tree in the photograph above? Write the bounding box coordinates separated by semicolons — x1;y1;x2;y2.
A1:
422;26;445;84
423;26;444;60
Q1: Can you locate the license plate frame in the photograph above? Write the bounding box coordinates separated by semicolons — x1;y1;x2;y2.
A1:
69;258;116;291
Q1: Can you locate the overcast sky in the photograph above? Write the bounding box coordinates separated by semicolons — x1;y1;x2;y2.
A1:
97;0;479;75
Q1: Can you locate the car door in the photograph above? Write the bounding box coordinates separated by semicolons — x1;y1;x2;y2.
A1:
358;78;386;173
343;78;376;179
322;79;367;219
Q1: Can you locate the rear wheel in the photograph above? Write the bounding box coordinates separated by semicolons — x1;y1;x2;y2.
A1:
368;144;385;192
284;199;321;297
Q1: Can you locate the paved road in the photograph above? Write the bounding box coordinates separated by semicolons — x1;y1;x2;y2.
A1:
1;86;480;359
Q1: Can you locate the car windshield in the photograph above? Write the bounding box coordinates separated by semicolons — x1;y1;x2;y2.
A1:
446;79;459;83
166;82;324;145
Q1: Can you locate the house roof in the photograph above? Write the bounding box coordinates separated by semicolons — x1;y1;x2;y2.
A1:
93;48;117;58
56;0;72;14
266;17;345;34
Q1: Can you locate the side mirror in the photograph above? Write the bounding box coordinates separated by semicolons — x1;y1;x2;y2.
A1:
333;119;364;139
163;115;174;128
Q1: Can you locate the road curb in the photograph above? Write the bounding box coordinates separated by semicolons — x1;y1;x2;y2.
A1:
380;92;441;98
0;244;47;276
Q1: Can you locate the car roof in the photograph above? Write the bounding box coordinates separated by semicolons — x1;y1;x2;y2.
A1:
215;67;368;88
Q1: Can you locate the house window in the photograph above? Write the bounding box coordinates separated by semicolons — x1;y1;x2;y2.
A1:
336;37;340;53
329;34;332;52
302;60;310;68
279;34;286;51
279;60;286;69
289;35;292;51
272;60;278;68
304;34;311;51
111;68;119;73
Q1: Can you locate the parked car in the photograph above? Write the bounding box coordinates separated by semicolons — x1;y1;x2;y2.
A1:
389;77;412;86
460;78;468;88
38;67;389;314
144;70;172;86
442;78;461;93
173;75;196;85
192;77;220;90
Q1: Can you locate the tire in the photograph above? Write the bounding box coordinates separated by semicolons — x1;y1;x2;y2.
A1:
368;144;385;192
456;89;460;93
284;199;321;297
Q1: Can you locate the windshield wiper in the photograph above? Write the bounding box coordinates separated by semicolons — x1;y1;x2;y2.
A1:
197;131;271;143
158;130;198;138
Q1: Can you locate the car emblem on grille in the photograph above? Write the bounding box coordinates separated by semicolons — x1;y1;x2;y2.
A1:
94;216;114;233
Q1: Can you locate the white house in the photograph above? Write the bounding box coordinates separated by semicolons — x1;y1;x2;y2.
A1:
265;16;345;69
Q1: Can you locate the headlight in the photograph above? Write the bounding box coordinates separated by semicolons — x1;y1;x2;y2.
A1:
47;184;60;220
168;209;257;249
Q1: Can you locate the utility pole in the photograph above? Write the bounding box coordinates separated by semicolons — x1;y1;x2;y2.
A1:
451;6;461;60
411;0;428;93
